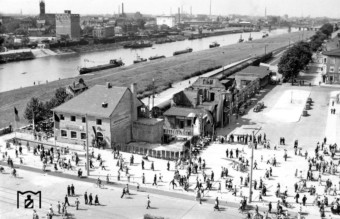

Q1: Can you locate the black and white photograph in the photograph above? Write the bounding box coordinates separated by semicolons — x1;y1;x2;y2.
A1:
0;0;339;218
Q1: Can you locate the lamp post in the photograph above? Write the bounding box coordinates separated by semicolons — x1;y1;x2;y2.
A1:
249;127;261;203
249;130;255;203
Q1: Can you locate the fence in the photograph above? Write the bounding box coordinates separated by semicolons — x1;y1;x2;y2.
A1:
117;144;182;161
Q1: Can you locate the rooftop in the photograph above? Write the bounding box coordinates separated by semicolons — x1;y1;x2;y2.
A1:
53;84;142;118
163;106;203;117
236;66;271;78
323;48;340;57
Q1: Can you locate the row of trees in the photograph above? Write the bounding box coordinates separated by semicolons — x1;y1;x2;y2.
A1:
278;41;313;80
24;87;72;124
310;23;334;51
278;23;334;81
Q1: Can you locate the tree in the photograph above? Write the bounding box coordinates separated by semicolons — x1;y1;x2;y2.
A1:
278;42;312;80
24;97;46;123
319;23;333;37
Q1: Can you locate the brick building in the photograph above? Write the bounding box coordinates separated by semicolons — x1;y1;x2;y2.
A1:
56;10;80;40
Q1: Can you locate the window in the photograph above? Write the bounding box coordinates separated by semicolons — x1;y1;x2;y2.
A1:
71;131;77;139
81;133;86;139
179;120;184;129
71;116;76;122
82;117;86;123
61;130;67;137
330;67;334;72
324;58;327;64
96;119;102;125
187;120;192;126
60;114;65;120
210;93;215;101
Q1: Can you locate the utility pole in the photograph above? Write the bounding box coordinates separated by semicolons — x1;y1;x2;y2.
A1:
152;78;155;113
249;130;255;203
85;114;90;176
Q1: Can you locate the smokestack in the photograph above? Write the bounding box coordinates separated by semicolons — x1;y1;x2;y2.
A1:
122;3;124;15
178;7;180;24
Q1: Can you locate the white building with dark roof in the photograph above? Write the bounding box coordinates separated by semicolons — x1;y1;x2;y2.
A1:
53;83;163;148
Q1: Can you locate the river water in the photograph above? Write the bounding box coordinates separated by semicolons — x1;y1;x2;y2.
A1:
0;28;295;93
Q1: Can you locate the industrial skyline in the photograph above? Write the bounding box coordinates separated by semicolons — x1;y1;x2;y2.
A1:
1;0;340;18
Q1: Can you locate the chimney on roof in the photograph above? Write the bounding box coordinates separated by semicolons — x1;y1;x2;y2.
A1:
102;102;108;108
106;82;112;88
122;3;124;15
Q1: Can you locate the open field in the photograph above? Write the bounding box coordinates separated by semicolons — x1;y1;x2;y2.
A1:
0;31;314;128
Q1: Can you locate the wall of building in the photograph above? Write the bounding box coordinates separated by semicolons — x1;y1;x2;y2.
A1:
55;112;111;147
132;122;163;143
56;13;80;40
156;16;175;28
110;90;133;145
325;56;340;83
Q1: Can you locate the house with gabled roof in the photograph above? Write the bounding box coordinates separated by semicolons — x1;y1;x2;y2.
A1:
53;82;163;148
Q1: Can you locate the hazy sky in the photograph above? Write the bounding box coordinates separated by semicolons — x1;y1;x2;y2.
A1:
1;0;339;18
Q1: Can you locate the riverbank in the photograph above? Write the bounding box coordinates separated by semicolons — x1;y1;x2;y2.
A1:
0;31;314;128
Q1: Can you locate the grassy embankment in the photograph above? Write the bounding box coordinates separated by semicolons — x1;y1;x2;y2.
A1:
0;31;314;128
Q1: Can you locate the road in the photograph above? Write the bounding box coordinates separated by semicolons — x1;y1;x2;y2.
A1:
0;169;245;219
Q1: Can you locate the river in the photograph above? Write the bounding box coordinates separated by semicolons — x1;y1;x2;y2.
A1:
0;28;296;93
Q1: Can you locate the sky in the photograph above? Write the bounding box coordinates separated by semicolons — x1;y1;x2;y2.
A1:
0;0;339;18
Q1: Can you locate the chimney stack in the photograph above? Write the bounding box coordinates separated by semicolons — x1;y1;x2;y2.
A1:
178;7;180;24
122;3;124;15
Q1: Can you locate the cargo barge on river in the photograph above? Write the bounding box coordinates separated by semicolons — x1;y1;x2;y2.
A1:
79;59;124;74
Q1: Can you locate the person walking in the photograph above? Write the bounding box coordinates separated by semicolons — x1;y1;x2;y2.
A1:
151;162;154;171
146;195;151;209
67;185;71;196
57;201;61;214
84;192;88;205
302;195;307;206
295;192;300;203
121;187;126;199
167;161;170;171
75;198;80;210
64;195;70;206
89;193;93;205
152;174;157;186
169;179;177;190
142;160;145;170
214;197;220;211
142;173;145;184
71;184;75;196
94;195;100;206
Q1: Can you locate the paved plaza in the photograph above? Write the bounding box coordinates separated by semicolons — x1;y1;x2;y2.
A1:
1;81;340;219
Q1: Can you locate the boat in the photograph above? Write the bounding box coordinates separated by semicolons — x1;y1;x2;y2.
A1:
133;55;147;64
79;59;124;74
173;48;193;56
248;33;253;41
209;42;220;48
21;72;27;74
149;55;166;60
238;34;244;43
123;41;153;49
